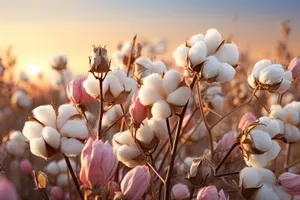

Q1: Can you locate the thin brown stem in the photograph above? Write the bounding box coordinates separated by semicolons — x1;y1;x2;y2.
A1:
97;74;104;140
63;154;84;200
126;34;137;77
166;118;173;148
150;175;158;200
205;105;223;118
188;187;195;200
253;93;270;114
215;142;240;175
100;114;126;139
67;167;73;200
146;161;165;184
284;143;292;171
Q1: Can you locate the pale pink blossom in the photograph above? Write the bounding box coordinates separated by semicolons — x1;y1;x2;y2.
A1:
288;57;300;78
279;172;300;195
238;112;256;131
196;185;227;200
171;183;190;200
121;165;150;200
51;186;64;200
80;138;118;189
215;131;240;164
19;159;32;175
0;177;18;200
66;76;93;106
129;90;148;123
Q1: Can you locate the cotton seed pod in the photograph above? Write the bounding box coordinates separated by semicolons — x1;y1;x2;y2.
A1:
89;46;110;73
187;156;214;187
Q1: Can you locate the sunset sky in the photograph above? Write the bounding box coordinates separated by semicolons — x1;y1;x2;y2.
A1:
0;0;300;75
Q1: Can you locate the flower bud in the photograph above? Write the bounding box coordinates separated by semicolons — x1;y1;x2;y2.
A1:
129;91;148;124
279;172;300;195
196;185;227;200
80;138;118;189
0;177;18;200
66;76;93;106
20;159;32;175
51;186;64;200
288;57;300;78
171;183;190;200
120;165;150;200
89;46;110;73
238;112;257;132
188;156;214;187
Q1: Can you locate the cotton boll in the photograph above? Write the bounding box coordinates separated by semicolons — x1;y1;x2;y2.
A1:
113;131;135;146
256;168;276;185
249;130;272;152
139;86;163;105
190;122;206;141
248;74;257;88
264;141;281;161
273;186;291;200
83;75;99;98
277;79;291;93
255;184;280;200
116;145;140;168
173;44;189;67
152;61;167;74
136;126;155;145
188;41;207;66
215;43;239;65
9;131;26;143
285;109;300;125
189;34;204;46
239;167;262;188
42;126;61;150
32;105;56;127
57;173;69;188
210;95;224;112
151;100;171;120
270;105;286;122
30;138;48;159
245;154;267;168
202;56;220;79
22;121;43;140
121;41;136;57
103;75;123;98
252;59;272;78
147;119;168;140
264;119;283;138
204;29;222;55
135;58;152;70
259;65;284;85
206;85;222;95
56;104;78;130
60;119;88;139
166;87;191;106
285;101;300;113
216;62;236;82
60;138;84;157
143;73;164;95
110;69;128;84
46;161;59;176
284;124;300;143
124;78;137;95
283;70;292;81
163;70;181;94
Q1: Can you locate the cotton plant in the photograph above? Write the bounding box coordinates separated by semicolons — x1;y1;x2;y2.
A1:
112;118;168;167
138;69;191;120
173;28;239;83
248;59;293;93
22;104;89;159
83;69;137;104
3;130;27;158
240;167;290;200
269;101;300;143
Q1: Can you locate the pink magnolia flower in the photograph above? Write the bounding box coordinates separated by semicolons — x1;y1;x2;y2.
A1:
66;76;93;106
215;131;240;164
80;138;118;189
238;112;256;131
279;172;300;195
121;165;150;200
51;186;64;200
288;57;300;78
0;177;18;200
129;90;148;123
171;183;190;200
20;159;32;175
196;185;227;200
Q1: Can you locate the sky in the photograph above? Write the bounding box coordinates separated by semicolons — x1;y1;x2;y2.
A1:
0;0;299;75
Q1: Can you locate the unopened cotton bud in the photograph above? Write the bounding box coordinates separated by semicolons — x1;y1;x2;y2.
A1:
188;157;214;186
89;46;110;73
288;57;300;78
20;159;32;175
171;183;190;200
66;76;93;106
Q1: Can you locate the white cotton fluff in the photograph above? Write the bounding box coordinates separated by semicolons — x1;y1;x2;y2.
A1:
152;61;167;74
136;126;155;145
139;86;163;105
103;75;123;98
252;59;272;78
163;70;181;94
216;62;236;82
264;141;281;161
60;138;84;157
112;51;125;67
135;57;152;70
57;173;68;187
286;101;300;113
110;70;127;84
254;184;280;200
269;105;286;122
277;79;292;93
204;29;222;55
32;105;56;127
202;56;220;79
188;41;207;66
143;73;164;95
239;167;262;188
259;64;284;85
46;161;59;176
113;131;135;147
83;74;100;98
146;119;168;140
284;124;300;143
42;126;61;149
22;121;43;140
57;159;68;172
56;104;78;130
249;130;272;152
9;131;26;143
256;168;276;185
116;145;140;168
248;75;257;88
189;34;204;46
166;87;191;106
30;137;48;159
273;186;291;200
215;43;239;65
151;100;171;120
210;95;224;112
206;85;222;95
190;121;206;141
245;154;267;168
6;140;24;157
60;119;88;139
121;41;136;57
173;44;189;67
285;109;300;125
